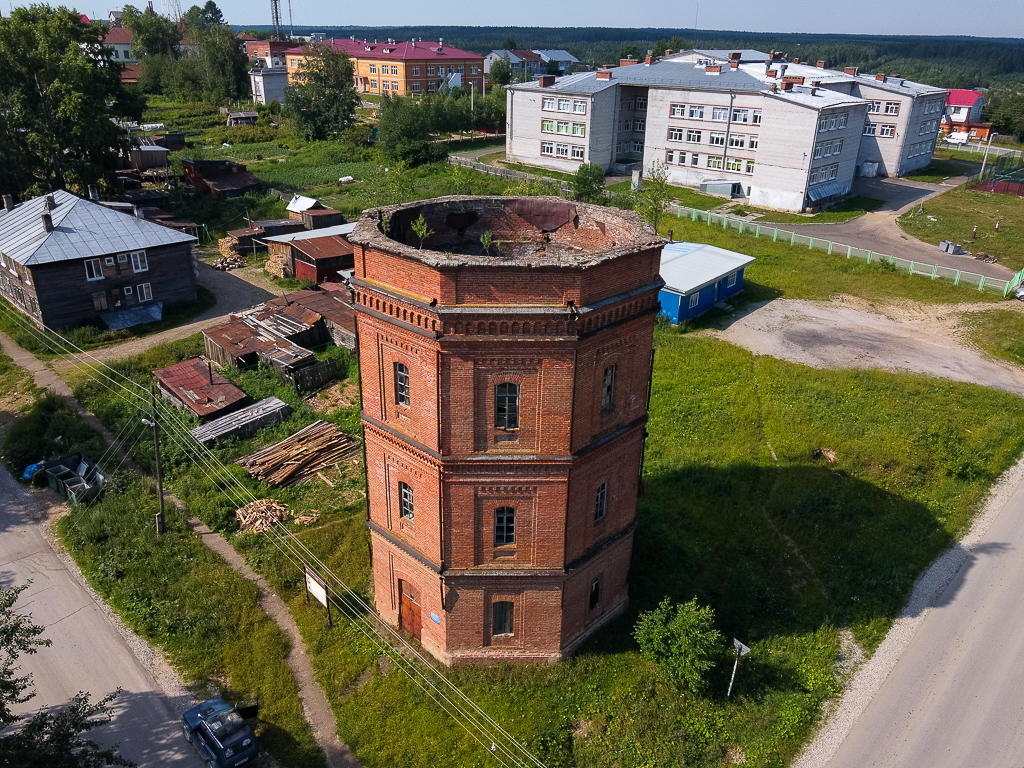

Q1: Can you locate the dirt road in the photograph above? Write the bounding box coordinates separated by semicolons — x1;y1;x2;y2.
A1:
711;299;1024;396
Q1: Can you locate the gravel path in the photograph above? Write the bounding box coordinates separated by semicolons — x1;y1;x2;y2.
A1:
711;299;1024;396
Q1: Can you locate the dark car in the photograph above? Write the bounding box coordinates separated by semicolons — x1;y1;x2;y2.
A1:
182;697;259;768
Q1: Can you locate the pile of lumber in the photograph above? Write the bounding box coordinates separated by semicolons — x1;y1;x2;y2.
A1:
235;498;289;533
235;499;321;532
237;420;359;487
264;250;290;279
213;254;246;270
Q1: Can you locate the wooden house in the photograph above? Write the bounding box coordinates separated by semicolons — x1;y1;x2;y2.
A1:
0;190;196;329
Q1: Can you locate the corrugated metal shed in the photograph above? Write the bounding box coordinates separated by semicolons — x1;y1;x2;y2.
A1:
293;235;353;261
153;357;247;419
0;190;195;266
189;397;291;445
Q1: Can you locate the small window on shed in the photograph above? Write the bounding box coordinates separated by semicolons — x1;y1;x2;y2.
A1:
727;272;738;288
689;293;700;309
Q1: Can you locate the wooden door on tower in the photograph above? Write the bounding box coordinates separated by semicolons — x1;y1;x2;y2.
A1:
398;581;421;640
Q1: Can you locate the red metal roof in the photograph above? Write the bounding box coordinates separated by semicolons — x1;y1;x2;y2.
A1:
153;358;246;418
319;38;481;62
946;89;983;107
103;27;133;44
236;32;256;41
511;49;544;63
293;235;353;261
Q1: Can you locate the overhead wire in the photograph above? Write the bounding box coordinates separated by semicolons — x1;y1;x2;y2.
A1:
0;301;546;767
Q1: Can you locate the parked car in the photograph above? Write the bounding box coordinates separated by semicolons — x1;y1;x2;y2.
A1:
182;697;259;768
1014;284;1024;302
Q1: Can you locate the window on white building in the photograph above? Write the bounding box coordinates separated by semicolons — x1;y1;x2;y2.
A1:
541;119;554;132
746;160;755;174
864;122;877;136
752;109;762;124
542;96;555;110
879;124;896;137
670;104;685;117
884;101;900;115
667;127;684;142
867;100;881;113
572;123;585;136
728;134;745;148
686;128;702;143
540;141;554;155
571;145;585;160
709;132;726;146
749;135;759;149
573;100;586;113
712;106;729;121
556;143;570;157
732;108;749;123
557;98;571;111
725;157;743;171
690;153;699;166
706;155;723;169
689;105;705;119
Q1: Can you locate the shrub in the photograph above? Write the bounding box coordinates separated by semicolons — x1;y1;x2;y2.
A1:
633;597;723;695
573;162;606;201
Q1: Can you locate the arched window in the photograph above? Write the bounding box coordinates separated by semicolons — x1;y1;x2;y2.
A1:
394;362;410;406
398;481;414;520
494;507;516;546
495;382;519;430
492;601;514;636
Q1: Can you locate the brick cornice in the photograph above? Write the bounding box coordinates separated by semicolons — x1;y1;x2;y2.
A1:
368;520;442;573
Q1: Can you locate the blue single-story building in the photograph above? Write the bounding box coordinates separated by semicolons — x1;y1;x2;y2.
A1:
658;242;756;323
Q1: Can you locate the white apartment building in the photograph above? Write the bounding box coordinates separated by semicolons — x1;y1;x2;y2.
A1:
506;49;947;211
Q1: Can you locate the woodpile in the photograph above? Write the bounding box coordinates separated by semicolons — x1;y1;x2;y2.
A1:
235;499;320;532
218;236;240;258
235;498;289;533
237;420;360;487
265;249;290;278
213;255;246;270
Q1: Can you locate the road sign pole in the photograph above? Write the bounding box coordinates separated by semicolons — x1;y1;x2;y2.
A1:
727;638;750;698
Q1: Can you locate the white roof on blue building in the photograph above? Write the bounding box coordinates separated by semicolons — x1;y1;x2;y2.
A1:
659;242;755;295
0;189;195;266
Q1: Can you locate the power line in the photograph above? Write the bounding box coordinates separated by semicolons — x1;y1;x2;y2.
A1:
0;301;547;768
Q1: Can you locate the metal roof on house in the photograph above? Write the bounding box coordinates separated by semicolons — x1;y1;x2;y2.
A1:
293;235;353;261
262;223;357;244
534;49;579;63
153;357;246;418
511;49;544;63
659;242;755;295
0;190;195;266
325;38;481;62
286;194;319;213
102;27;133;45
690;49;772;62
947;89;983;106
513;59;767;96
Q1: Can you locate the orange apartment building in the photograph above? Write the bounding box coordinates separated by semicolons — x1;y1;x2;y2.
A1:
284;37;484;96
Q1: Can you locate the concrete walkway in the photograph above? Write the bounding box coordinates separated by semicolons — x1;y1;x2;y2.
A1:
0;330;359;768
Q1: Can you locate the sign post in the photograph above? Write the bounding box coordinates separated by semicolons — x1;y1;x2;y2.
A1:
303;563;332;629
727;638;751;698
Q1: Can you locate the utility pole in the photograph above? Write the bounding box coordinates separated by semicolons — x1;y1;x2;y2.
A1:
144;387;166;535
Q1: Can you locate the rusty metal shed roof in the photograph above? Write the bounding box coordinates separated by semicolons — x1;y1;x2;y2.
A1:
153;357;246;418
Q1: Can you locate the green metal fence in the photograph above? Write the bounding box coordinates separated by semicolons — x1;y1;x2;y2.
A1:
673;205;1021;297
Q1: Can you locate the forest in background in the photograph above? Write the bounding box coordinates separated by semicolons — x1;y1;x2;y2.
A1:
236;26;1024;89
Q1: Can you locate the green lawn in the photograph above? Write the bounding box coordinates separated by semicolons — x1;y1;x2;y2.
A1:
904;158;977;183
656;212;1003;305
605;180;725;210
59;479;325;768
479;151;576;185
67;327;1024;768
730;195;886;224
0;351;39;422
898;184;1024;272
0;288;216;359
963;309;1024;367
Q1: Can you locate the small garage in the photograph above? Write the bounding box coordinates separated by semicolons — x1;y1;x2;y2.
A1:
293;235;354;284
658;242;755;323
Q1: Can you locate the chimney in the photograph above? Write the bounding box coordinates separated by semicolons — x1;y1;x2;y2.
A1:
779;63;788;76
810;87;817;96
729;51;741;61
2;194;13;212
538;74;555;87
780;81;793;91
766;68;777;78
783;75;805;85
595;70;612;80
619;58;639;67
664;49;672;56
876;72;886;81
705;64;721;74
811;79;821;87
730;60;739;69
793;57;800;64
644;55;653;66
133;205;145;219
41;213;52;233
816;60;826;68
44;194;56;211
88;184;99;202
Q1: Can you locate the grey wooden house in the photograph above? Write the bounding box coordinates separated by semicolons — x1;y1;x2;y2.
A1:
0;190;197;329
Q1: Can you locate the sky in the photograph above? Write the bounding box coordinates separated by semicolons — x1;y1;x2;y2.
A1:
26;0;1024;38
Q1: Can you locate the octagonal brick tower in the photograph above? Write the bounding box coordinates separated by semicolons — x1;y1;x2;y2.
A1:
348;196;665;665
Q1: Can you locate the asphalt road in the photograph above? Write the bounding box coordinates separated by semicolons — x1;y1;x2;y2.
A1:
0;467;202;767
823;466;1024;768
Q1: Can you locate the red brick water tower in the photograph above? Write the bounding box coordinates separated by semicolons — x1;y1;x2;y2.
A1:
348;196;664;665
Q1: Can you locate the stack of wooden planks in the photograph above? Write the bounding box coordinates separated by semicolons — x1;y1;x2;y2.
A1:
235;498;290;533
236;420;359;487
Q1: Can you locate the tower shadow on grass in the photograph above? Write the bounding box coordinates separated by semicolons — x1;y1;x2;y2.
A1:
579;463;1007;661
